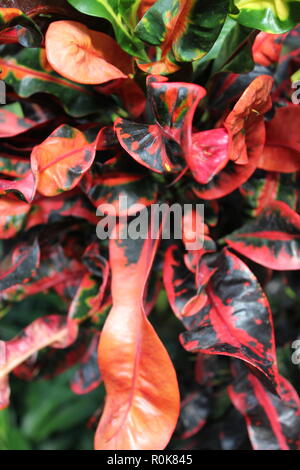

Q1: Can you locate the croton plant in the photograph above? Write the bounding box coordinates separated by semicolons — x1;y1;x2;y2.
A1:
0;0;300;452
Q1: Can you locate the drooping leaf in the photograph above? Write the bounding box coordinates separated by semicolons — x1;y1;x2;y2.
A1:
0;315;78;409
31;124;99;197
224;200;300;270
45;20;132;85
95;216;180;450
228;361;300;450
258;105;300;172
0;45;110;117
173;248;279;389
231;0;300;34
0;239;40;292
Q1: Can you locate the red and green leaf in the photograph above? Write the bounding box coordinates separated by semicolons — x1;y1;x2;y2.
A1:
0;45;107;117
0;315;78;409
0;239;40;292
0;7;42;47
240;171;298;217
228;362;300;450
0;197;31;239
115;78;206;173
135;0;229;73
174;248;279;389
31;124;100;197
224;200;300;270
83;170;158;216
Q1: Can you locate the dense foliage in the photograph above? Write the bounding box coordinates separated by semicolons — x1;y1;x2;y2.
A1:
0;0;300;451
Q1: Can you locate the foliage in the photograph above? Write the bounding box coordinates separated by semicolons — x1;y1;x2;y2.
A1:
0;0;300;451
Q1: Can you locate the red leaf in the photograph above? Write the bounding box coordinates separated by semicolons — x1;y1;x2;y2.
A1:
45;20;132;85
258;105;300;173
187;129;229;184
224;200;300;270
224;75;273;165
174;248;279;390
0;315;78;409
95;216;180;450
228;362;300;450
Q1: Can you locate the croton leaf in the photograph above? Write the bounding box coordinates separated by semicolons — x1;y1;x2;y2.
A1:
31;124;100;197
258;105;300;173
68;244;109;323
26;191;98;229
169;247;279;389
0;239;40;292
115;77;206;173
0;171;35;203
231;0;300;34
178;388;211;440
95;216;180;450
224;200;300;270
135;0;229;73
191;75;273;199
67;0;148;59
0;197;31;239
70;333;102;395
45;20;132;85
84;170;158;216
240;171;298;217
0;154;30;178
0;107;42;138
187;129;229;184
252;32;285;67
228;361;300;450
0;45;107;117
0;7;42;47
0;244;85;304
0;315;78;409
223;75;273;165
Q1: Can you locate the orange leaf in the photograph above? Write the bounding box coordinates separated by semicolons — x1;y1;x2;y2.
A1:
45;20;132;85
95;220;180;450
224;75;273;165
31;124;98;197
